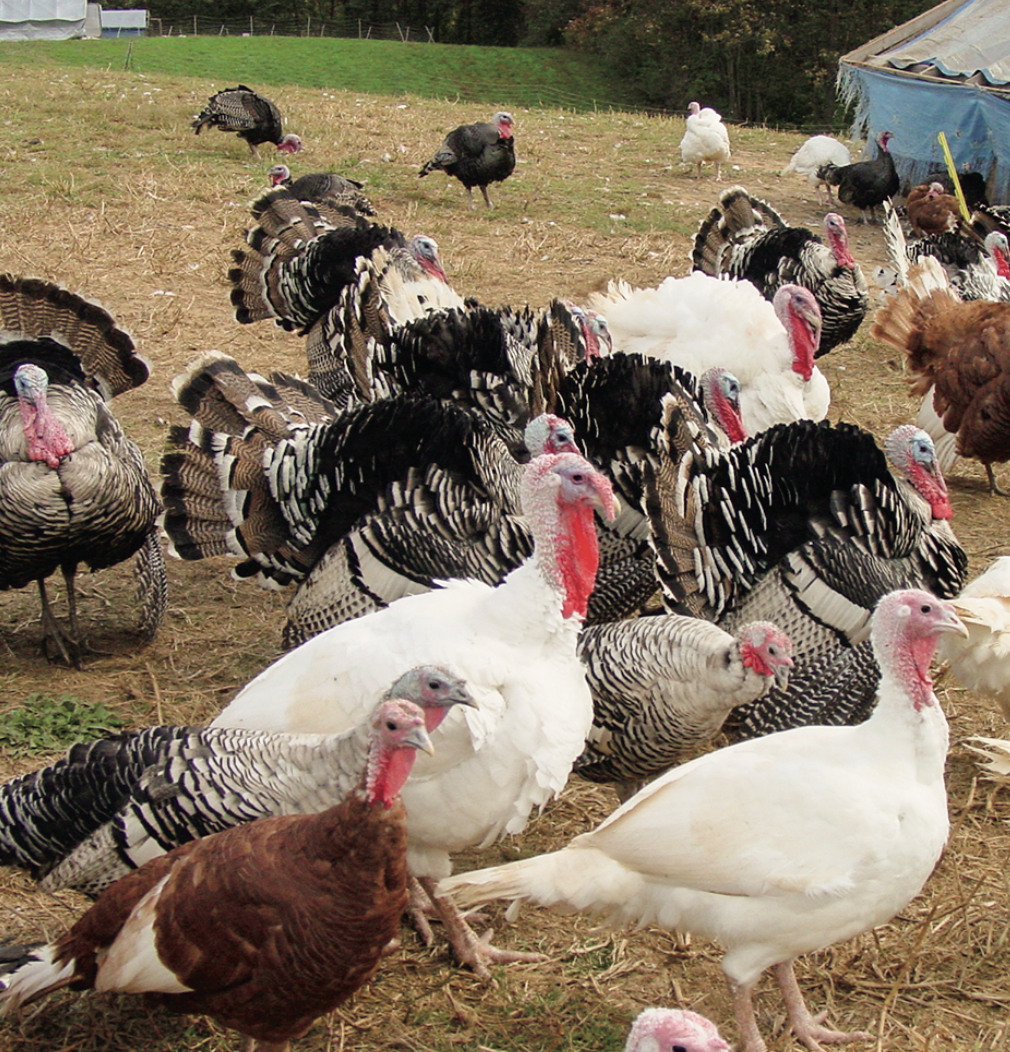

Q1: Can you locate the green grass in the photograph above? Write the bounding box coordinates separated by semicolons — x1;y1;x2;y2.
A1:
0;694;123;757
0;35;642;113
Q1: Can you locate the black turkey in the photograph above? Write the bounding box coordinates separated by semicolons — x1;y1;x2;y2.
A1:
817;130;899;224
418;111;516;209
191;85;302;157
0;275;166;666
691;185;869;355
267;164;376;215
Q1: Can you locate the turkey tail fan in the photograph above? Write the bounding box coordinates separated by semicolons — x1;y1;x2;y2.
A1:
881;200;911;289
0;274;147;397
0;725;189;874
690;187;785;276
645;419;926;620
134;529;168;641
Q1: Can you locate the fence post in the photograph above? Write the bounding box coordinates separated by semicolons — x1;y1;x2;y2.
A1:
192;14;196;34
249;15;253;34
425;25;434;42
306;16;310;36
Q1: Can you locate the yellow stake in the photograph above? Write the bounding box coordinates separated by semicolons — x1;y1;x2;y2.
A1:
937;131;971;221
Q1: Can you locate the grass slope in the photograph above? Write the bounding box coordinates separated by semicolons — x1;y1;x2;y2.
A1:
0;35;642;112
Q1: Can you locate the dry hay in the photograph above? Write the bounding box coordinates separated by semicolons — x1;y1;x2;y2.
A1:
0;64;1007;1052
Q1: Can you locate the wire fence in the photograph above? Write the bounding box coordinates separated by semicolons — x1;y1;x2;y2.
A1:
146;16;436;41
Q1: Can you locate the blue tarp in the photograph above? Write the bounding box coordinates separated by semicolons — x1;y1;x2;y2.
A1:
838;64;1010;203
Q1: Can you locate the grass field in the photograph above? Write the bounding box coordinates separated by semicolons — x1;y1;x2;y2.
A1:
0;44;1007;1052
0;35;642;113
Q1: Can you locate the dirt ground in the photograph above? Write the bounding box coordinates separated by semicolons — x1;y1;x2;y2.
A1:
0;64;1008;1052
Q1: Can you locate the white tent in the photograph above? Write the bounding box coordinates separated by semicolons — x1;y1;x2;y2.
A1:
839;0;1010;203
0;0;87;38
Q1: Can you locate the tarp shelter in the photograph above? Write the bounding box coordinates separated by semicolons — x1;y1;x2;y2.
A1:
0;0;87;38
100;7;146;35
839;0;1010;204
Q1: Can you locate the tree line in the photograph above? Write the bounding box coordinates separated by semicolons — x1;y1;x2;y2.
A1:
106;0;940;126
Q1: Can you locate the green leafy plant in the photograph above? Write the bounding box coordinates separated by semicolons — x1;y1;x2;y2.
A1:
0;694;124;757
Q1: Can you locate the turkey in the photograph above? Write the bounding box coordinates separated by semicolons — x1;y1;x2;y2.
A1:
191;84;302;157
679;102;730;181
439;589;966;1052
780;134;851;205
626;1008;729;1052
905;181;968;238
643;417;966;740
267;163;376;215
871;247;1010;495
585;276;828;433
691;186;869;355
418;111;516;209
0;699;432;1052
927;168;989;211
817;130;899;224
207;451;615;977
0;666;470;889
161;352;742;641
0;274;165;665
935;556;1010;722
574;617;793;794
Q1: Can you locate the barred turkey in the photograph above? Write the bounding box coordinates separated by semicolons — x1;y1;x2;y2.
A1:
267;164;376;215
644;417;966;740
0;667;471;896
191;85;302;157
0;700;431;1052
679;102;730;181
691;186;869;355
418;111;516;209
0;274;165;665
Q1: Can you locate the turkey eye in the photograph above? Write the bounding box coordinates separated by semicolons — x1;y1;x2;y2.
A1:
768;645;778;656
571;473;585;483
673;1046;687;1052
385;719;398;731
427;680;440;690
920;604;932;613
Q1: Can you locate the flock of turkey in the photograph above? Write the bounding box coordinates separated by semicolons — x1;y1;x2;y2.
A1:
1;82;1010;1052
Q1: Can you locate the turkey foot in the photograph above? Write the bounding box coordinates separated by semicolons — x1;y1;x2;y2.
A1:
419;877;546;979
37;576;83;669
773;961;872;1050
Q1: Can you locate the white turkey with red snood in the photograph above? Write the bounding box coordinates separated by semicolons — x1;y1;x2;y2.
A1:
679;102;730;181
644;417;966;741
439;589;966;1052
780;135;851;205
586;277;827;433
209;452;615;978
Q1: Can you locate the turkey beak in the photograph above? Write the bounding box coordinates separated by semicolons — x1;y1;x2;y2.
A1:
774;661;792;690
592;480;618;524
933;609;969;639
446;684;478;709
405;725;436;757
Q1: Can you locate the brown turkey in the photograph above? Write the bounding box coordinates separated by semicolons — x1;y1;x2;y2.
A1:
872;254;1010;494
817;130;899;224
0;274;165;666
418;111;516;209
0;699;432;1052
191;85;302;157
905;181;969;238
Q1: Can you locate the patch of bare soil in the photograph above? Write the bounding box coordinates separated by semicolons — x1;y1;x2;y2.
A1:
0;68;1007;1052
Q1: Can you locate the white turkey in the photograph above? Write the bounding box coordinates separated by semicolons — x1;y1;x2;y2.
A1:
267;163;376;215
936;556;1010;722
625;1008;729;1052
0;666;471;892
0;699;430;1052
644;417;966;740
191;84;302;157
586;276;828;433
691;186;869;355
207;451;615;977
0;274;166;665
780;134;851;205
439;589;966;1052
418;111;516;209
679;102;730;181
574;617;793;795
